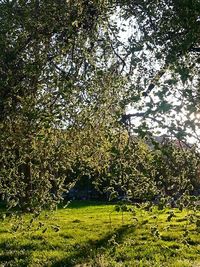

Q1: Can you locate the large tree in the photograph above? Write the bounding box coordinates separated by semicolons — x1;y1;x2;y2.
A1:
1;0;200;211
0;0;126;211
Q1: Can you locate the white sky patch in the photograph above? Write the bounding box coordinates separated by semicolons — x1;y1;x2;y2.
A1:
108;10;200;146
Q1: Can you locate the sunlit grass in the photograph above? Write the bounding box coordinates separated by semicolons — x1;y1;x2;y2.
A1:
0;201;200;266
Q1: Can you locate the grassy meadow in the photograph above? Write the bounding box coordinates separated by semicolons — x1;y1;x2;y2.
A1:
0;201;200;266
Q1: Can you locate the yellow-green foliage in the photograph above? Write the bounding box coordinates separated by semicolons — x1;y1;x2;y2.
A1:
0;201;200;266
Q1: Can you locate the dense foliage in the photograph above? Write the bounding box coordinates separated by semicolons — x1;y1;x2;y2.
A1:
0;0;200;211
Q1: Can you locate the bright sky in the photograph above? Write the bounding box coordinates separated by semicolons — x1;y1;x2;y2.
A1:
113;12;200;146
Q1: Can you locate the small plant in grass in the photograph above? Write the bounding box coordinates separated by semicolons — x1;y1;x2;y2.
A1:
166;211;175;222
114;203;137;225
108;234;119;247
109;201;140;229
150;226;160;239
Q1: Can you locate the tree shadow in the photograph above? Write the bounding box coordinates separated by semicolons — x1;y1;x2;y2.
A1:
0;222;136;266
51;224;136;267
0;240;30;267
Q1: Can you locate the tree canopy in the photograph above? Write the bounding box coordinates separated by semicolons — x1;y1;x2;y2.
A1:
0;0;200;211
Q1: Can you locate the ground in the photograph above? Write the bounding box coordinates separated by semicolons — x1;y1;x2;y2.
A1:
0;201;200;266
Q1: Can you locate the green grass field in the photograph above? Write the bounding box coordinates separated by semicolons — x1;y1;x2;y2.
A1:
0;201;200;267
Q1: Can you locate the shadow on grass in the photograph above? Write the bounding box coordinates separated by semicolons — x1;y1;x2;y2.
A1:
0;223;135;267
0;244;30;267
51;224;136;267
